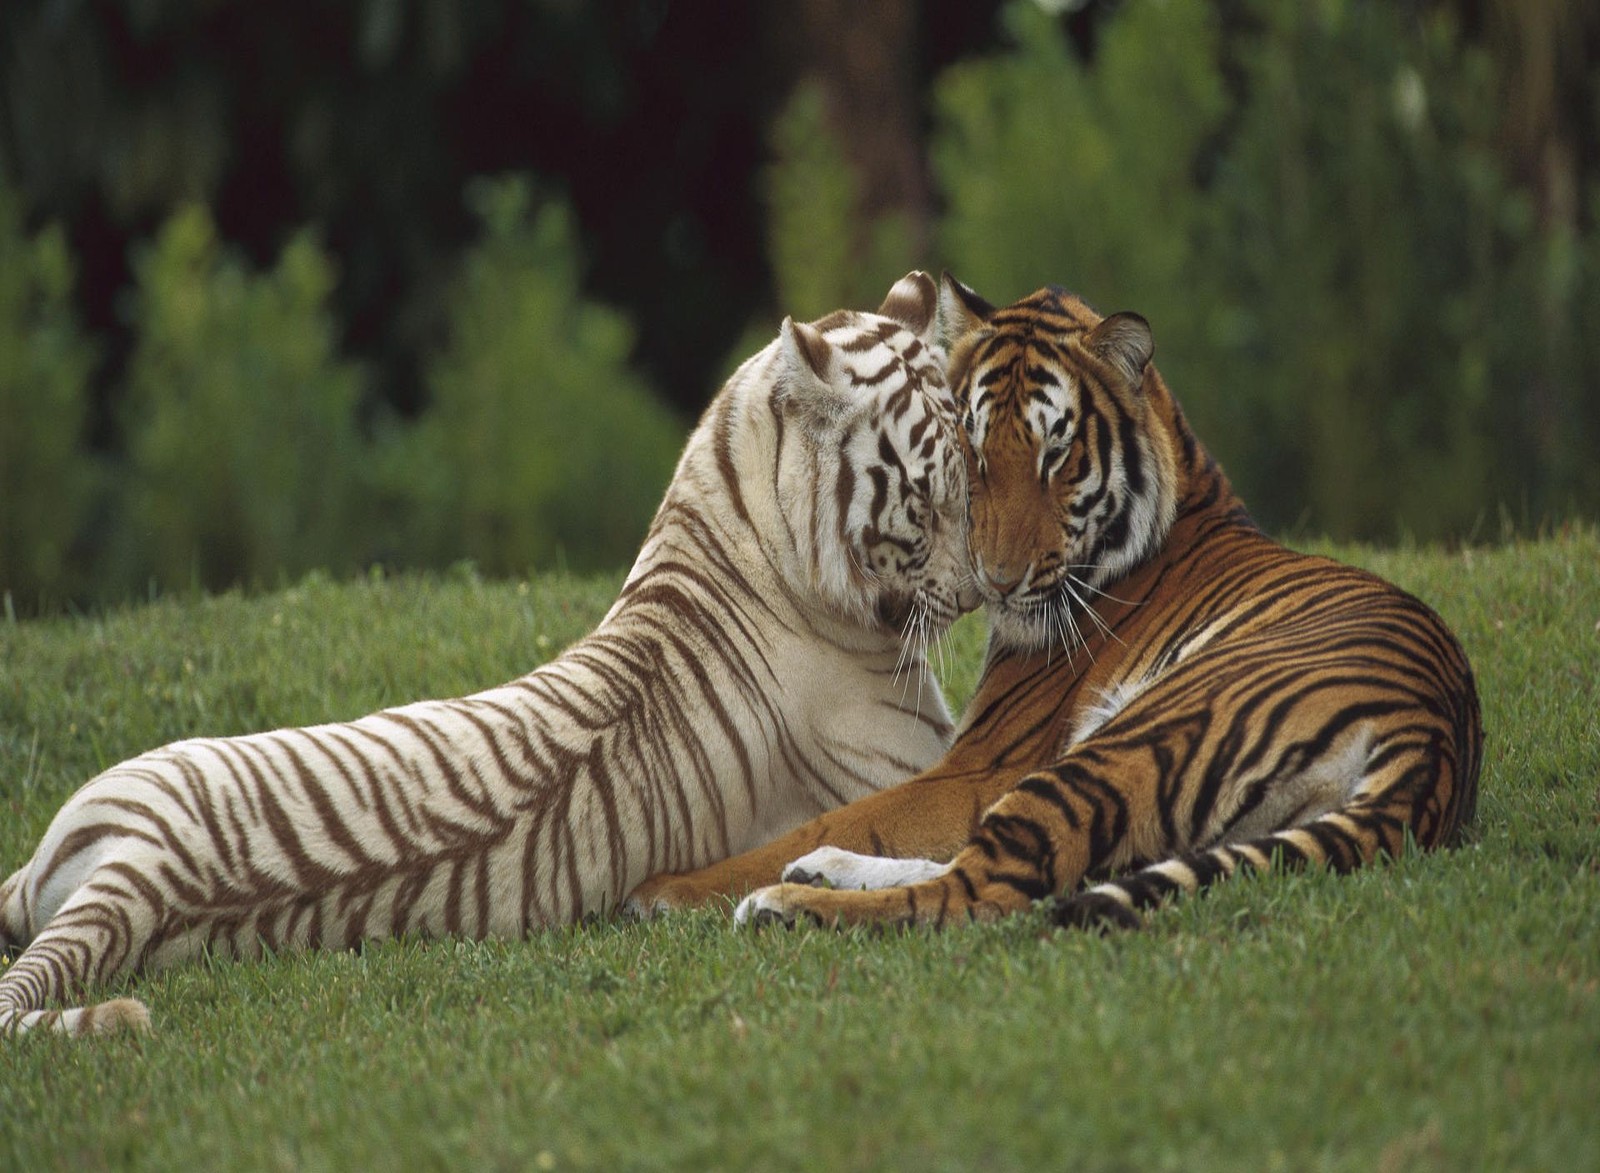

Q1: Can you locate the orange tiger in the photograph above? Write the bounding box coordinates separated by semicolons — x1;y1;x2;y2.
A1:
627;276;1482;929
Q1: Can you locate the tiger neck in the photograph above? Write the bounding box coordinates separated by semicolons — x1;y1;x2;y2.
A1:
1089;368;1261;630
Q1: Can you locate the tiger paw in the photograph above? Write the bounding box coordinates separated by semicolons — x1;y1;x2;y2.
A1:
622;873;717;919
781;846;949;891
83;997;153;1036
733;884;811;928
1052;890;1142;933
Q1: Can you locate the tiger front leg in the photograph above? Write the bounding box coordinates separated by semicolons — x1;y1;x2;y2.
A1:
779;846;952;890
733;784;1087;928
733;861;1034;929
731;807;1070;928
624;766;1022;918
733;758;1143;929
621;829;837;916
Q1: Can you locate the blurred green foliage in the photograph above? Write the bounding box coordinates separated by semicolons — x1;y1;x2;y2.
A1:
0;185;98;608
931;0;1599;539
2;0;1597;612
382;177;682;576
117;205;369;593
0;171;682;609
766;82;920;322
934;0;1227;336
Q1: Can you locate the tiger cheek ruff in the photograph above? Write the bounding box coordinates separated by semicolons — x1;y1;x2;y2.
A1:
0;271;977;1036
642;275;1480;933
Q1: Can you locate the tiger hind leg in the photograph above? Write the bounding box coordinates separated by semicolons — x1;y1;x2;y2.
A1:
0;871;158;1038
1055;721;1477;932
1053;796;1422;932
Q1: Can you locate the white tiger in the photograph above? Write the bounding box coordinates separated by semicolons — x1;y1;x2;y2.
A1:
0;271;974;1036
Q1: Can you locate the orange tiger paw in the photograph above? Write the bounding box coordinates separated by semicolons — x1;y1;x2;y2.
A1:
732;883;833;928
622;873;727;919
732;876;1022;929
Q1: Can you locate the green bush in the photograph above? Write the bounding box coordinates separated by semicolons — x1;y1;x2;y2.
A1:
0;178;99;609
1197;1;1515;537
933;0;1225;341
116;205;369;593
929;0;1600;540
386;176;683;577
765;82;919;322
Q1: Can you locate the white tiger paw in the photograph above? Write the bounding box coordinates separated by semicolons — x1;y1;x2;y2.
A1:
780;846;949;890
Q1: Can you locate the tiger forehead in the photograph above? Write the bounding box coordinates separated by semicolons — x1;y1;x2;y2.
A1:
817;314;924;357
955;287;1101;409
825;318;950;421
964;336;1081;418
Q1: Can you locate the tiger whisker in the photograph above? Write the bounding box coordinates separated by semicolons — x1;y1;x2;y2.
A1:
934;624;955;688
893;637;916;705
1065;567;1143;608
1062;577;1126;648
1039;598;1073;671
915;603;932;722
894;593;938;718
927;600;947;683
892;599;922;697
901;596;936;723
1053;593;1092;668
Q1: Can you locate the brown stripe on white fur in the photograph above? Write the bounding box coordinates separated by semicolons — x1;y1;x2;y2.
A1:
0;272;973;1036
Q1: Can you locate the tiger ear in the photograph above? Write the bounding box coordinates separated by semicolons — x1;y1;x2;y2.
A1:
778;316;851;423
877;270;937;337
1086;312;1154;389
937;272;994;347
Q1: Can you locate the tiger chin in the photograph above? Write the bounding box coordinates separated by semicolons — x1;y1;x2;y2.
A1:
0;272;976;1037
638;275;1482;934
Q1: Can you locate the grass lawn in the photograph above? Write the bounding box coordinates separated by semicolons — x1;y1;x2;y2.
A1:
2;533;1597;1171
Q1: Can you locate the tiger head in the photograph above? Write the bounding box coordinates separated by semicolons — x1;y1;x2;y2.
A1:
770;272;978;643
937;277;1180;652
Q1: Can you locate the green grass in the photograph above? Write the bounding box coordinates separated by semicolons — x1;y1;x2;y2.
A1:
2;535;1597;1172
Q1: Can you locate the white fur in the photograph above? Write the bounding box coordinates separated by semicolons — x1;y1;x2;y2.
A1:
1219;724;1376;844
782;846;950;890
731;847;951;926
1069;679;1148;747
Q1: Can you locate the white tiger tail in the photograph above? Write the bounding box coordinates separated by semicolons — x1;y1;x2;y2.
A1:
0;271;975;1036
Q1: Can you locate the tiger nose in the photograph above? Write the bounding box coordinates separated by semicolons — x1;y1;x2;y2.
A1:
977;557;1026;596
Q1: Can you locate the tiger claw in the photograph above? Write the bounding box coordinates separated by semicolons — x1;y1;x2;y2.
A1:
781;866;833;889
1052;891;1142;933
733;887;783;927
734;884;819;928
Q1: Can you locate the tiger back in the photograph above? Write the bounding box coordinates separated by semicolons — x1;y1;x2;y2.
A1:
0;272;973;1036
632;276;1482;931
